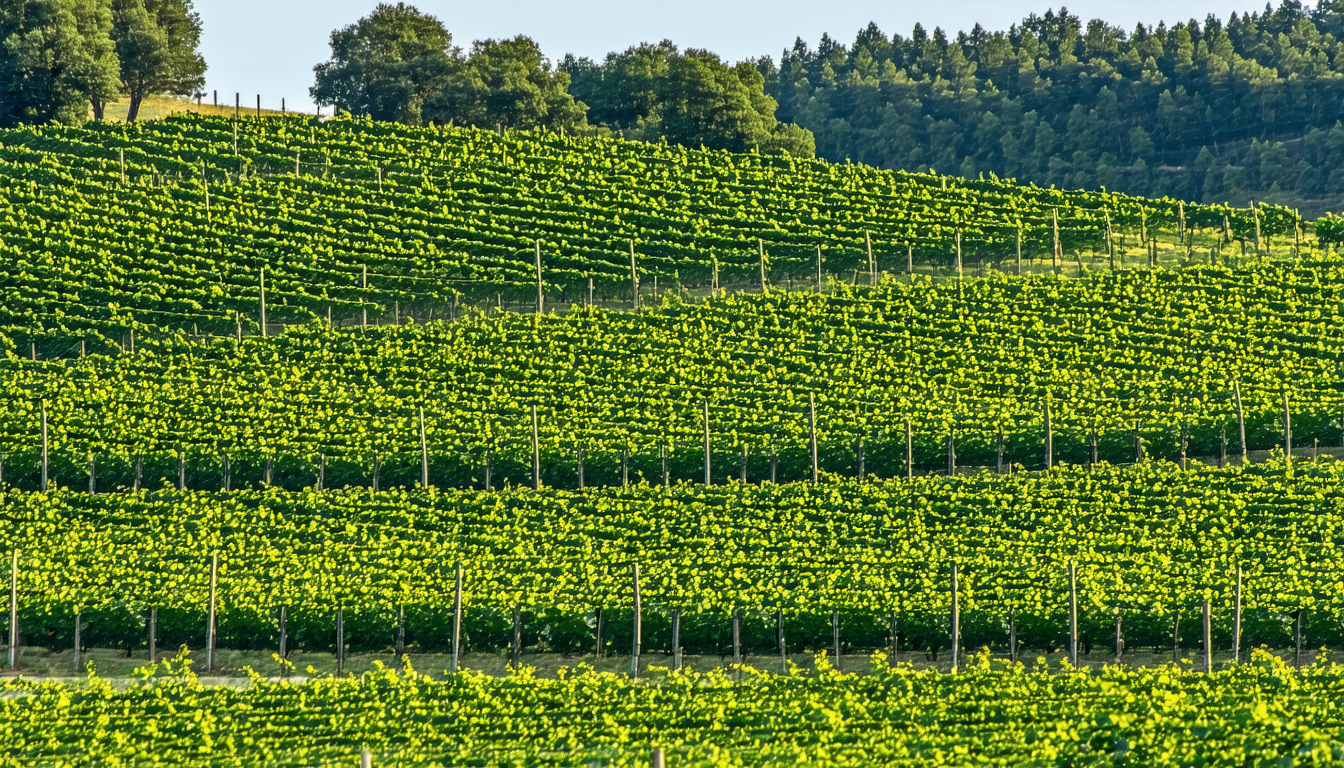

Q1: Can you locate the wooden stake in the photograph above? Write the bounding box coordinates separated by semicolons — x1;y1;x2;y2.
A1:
996;429;1005;474
816;244;823;292
703;400;711;485
1044;397;1053;470
732;609;741;667
905;418;913;481
1202;599;1212;673
148;606;157;663
361;266;368;329
1113;609;1122;664
40;402;48;492
758;238;767;293
1233;382;1247;464
336;607;344;676
511;605;522;670
1233;566;1242;663
671;607;681;671
1105;211;1114;271
1052;209;1061;274
629;240;639;309
1283;390;1292;466
950;561;960;672
955;228;963;278
832;609;842;672
535;240;544;315
451;563;463;673
1068;561;1078;667
631;563;641;679
278;605;288;671
530;405;540;490
119;147;126;184
7;550;16;669
865;230;875;286
206;553;218;672
1015;224;1022;276
395;605;405;662
259;268;267;338
419;406;429;488
808;393;818;485
776;609;787;674
946;431;956;475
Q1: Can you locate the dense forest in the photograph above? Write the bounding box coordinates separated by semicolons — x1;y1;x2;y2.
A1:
757;2;1344;215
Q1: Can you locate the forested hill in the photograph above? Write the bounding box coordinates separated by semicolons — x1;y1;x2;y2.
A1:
762;2;1344;217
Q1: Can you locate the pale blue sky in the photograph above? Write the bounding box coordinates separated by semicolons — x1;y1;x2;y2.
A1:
196;1;1289;114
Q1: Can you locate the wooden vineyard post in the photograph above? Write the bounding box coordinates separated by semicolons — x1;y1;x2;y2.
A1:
1283;390;1292;467
629;239;639;310
905;418;914;481
1089;422;1099;467
907;243;914;276
451;563;463;674
1172;609;1180;664
336;607;345;676
278;606;288;673
816;244;823;292
955;228;963;278
40;402;48;492
671;608;682;671
808;393;818;485
946;431;955;476
1180;420;1189;472
1219;429;1227;468
1052;209;1061;274
769;444;776;484
1295;609;1303;669
832;609;842;672
732;609;742;667
535;240;544;314
259;268;267;337
1233;566;1242;663
395;605;405;662
178;450;186;491
206;553;218;673
1233;382;1247;464
530;405;540;490
418;406;429;488
7;550;16;669
711;259;719;299
854;436;865;482
1114;608;1122;664
703;400;712;486
316;455;325;491
1044;397;1053;470
1016;223;1023;276
511;606;522;671
1106;211;1115;271
890;611;900;665
996;429;1005;475
119;147;126;184
620;446;628;488
1133;422;1143;463
776;609;787;674
361;266;368;329
576;447;587;490
1068;562;1078;668
660;443;670;487
950;561;960;673
865;229;876;286
148;607;157;663
758;238;767;293
1203;600;1212;673
221;453;229;492
1253;202;1262;255
1008;608;1018;664
631;563;641;679
651;747;664;768
295;152;300;177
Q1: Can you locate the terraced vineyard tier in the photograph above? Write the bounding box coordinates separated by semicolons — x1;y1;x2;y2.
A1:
2;462;1344;655
1;653;1341;767
0;113;1301;343
3;263;1344;487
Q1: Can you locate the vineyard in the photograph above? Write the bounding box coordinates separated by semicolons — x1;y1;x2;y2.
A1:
3;261;1344;489
0;113;1306;349
3;106;1344;766
1;461;1343;660
1;652;1342;767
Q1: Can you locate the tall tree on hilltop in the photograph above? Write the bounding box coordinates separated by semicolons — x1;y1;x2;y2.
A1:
0;0;121;125
109;0;205;122
311;2;458;125
425;36;586;131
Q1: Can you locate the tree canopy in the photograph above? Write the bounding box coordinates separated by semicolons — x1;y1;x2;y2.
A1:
0;0;120;126
425;36;586;131
110;0;205;122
